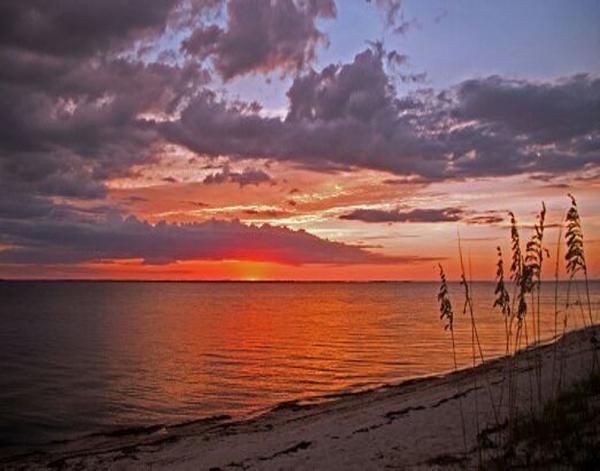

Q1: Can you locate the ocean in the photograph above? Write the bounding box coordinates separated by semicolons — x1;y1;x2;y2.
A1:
1;280;597;456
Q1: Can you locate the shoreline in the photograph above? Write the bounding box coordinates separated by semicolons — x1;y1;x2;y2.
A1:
3;325;598;469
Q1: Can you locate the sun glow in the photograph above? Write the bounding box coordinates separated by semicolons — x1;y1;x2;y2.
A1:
233;261;273;281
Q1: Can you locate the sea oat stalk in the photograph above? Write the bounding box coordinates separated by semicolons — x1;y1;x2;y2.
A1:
437;264;468;454
565;194;593;326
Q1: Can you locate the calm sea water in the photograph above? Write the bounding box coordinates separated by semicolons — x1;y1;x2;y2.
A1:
1;280;598;455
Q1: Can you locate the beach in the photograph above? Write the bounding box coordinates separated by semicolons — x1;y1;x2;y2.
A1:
2;1;599;469
5;325;597;470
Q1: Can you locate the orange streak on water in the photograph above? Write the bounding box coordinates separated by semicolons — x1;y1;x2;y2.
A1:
0;281;596;449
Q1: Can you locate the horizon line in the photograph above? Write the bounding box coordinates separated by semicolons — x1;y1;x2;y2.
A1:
1;278;598;283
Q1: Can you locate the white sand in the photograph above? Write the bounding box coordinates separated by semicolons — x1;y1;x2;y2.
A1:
5;326;598;470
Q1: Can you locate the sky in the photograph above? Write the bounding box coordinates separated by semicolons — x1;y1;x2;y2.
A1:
0;0;599;281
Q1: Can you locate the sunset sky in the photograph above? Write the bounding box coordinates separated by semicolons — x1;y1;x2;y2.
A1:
1;0;599;280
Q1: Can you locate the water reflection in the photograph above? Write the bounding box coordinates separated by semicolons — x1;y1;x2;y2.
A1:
0;281;597;451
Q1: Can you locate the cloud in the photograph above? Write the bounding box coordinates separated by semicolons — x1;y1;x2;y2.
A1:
339;206;506;226
338;206;506;226
187;201;211;207
339;207;464;223
182;0;336;79
465;214;504;225
3;1;599;206
454;74;600;143
0;193;56;220
164;47;448;178
0;0;225;204
166;47;600;181
0;1;598;229
0;210;426;266
366;0;415;35
0;0;178;57
203;166;274;186
0;42;209;201
243;208;291;218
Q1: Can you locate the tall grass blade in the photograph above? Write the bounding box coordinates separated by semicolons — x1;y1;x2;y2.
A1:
437;264;467;454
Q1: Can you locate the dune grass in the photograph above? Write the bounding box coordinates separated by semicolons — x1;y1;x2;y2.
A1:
436;193;597;467
437;264;468;454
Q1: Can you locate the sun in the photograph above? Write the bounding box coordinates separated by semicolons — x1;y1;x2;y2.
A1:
234;261;273;281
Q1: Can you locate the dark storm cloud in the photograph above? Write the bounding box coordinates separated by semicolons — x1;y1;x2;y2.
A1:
0;193;56;220
339;207;464;223
0;0;178;57
444;74;600;175
0;212;424;266
182;0;336;80
0;0;218;202
455;74;600;143
0;0;227;58
203;166;274;186
167;46;599;180
164;47;449;178
0;57;208;200
2;1;598;208
0;0;340;204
